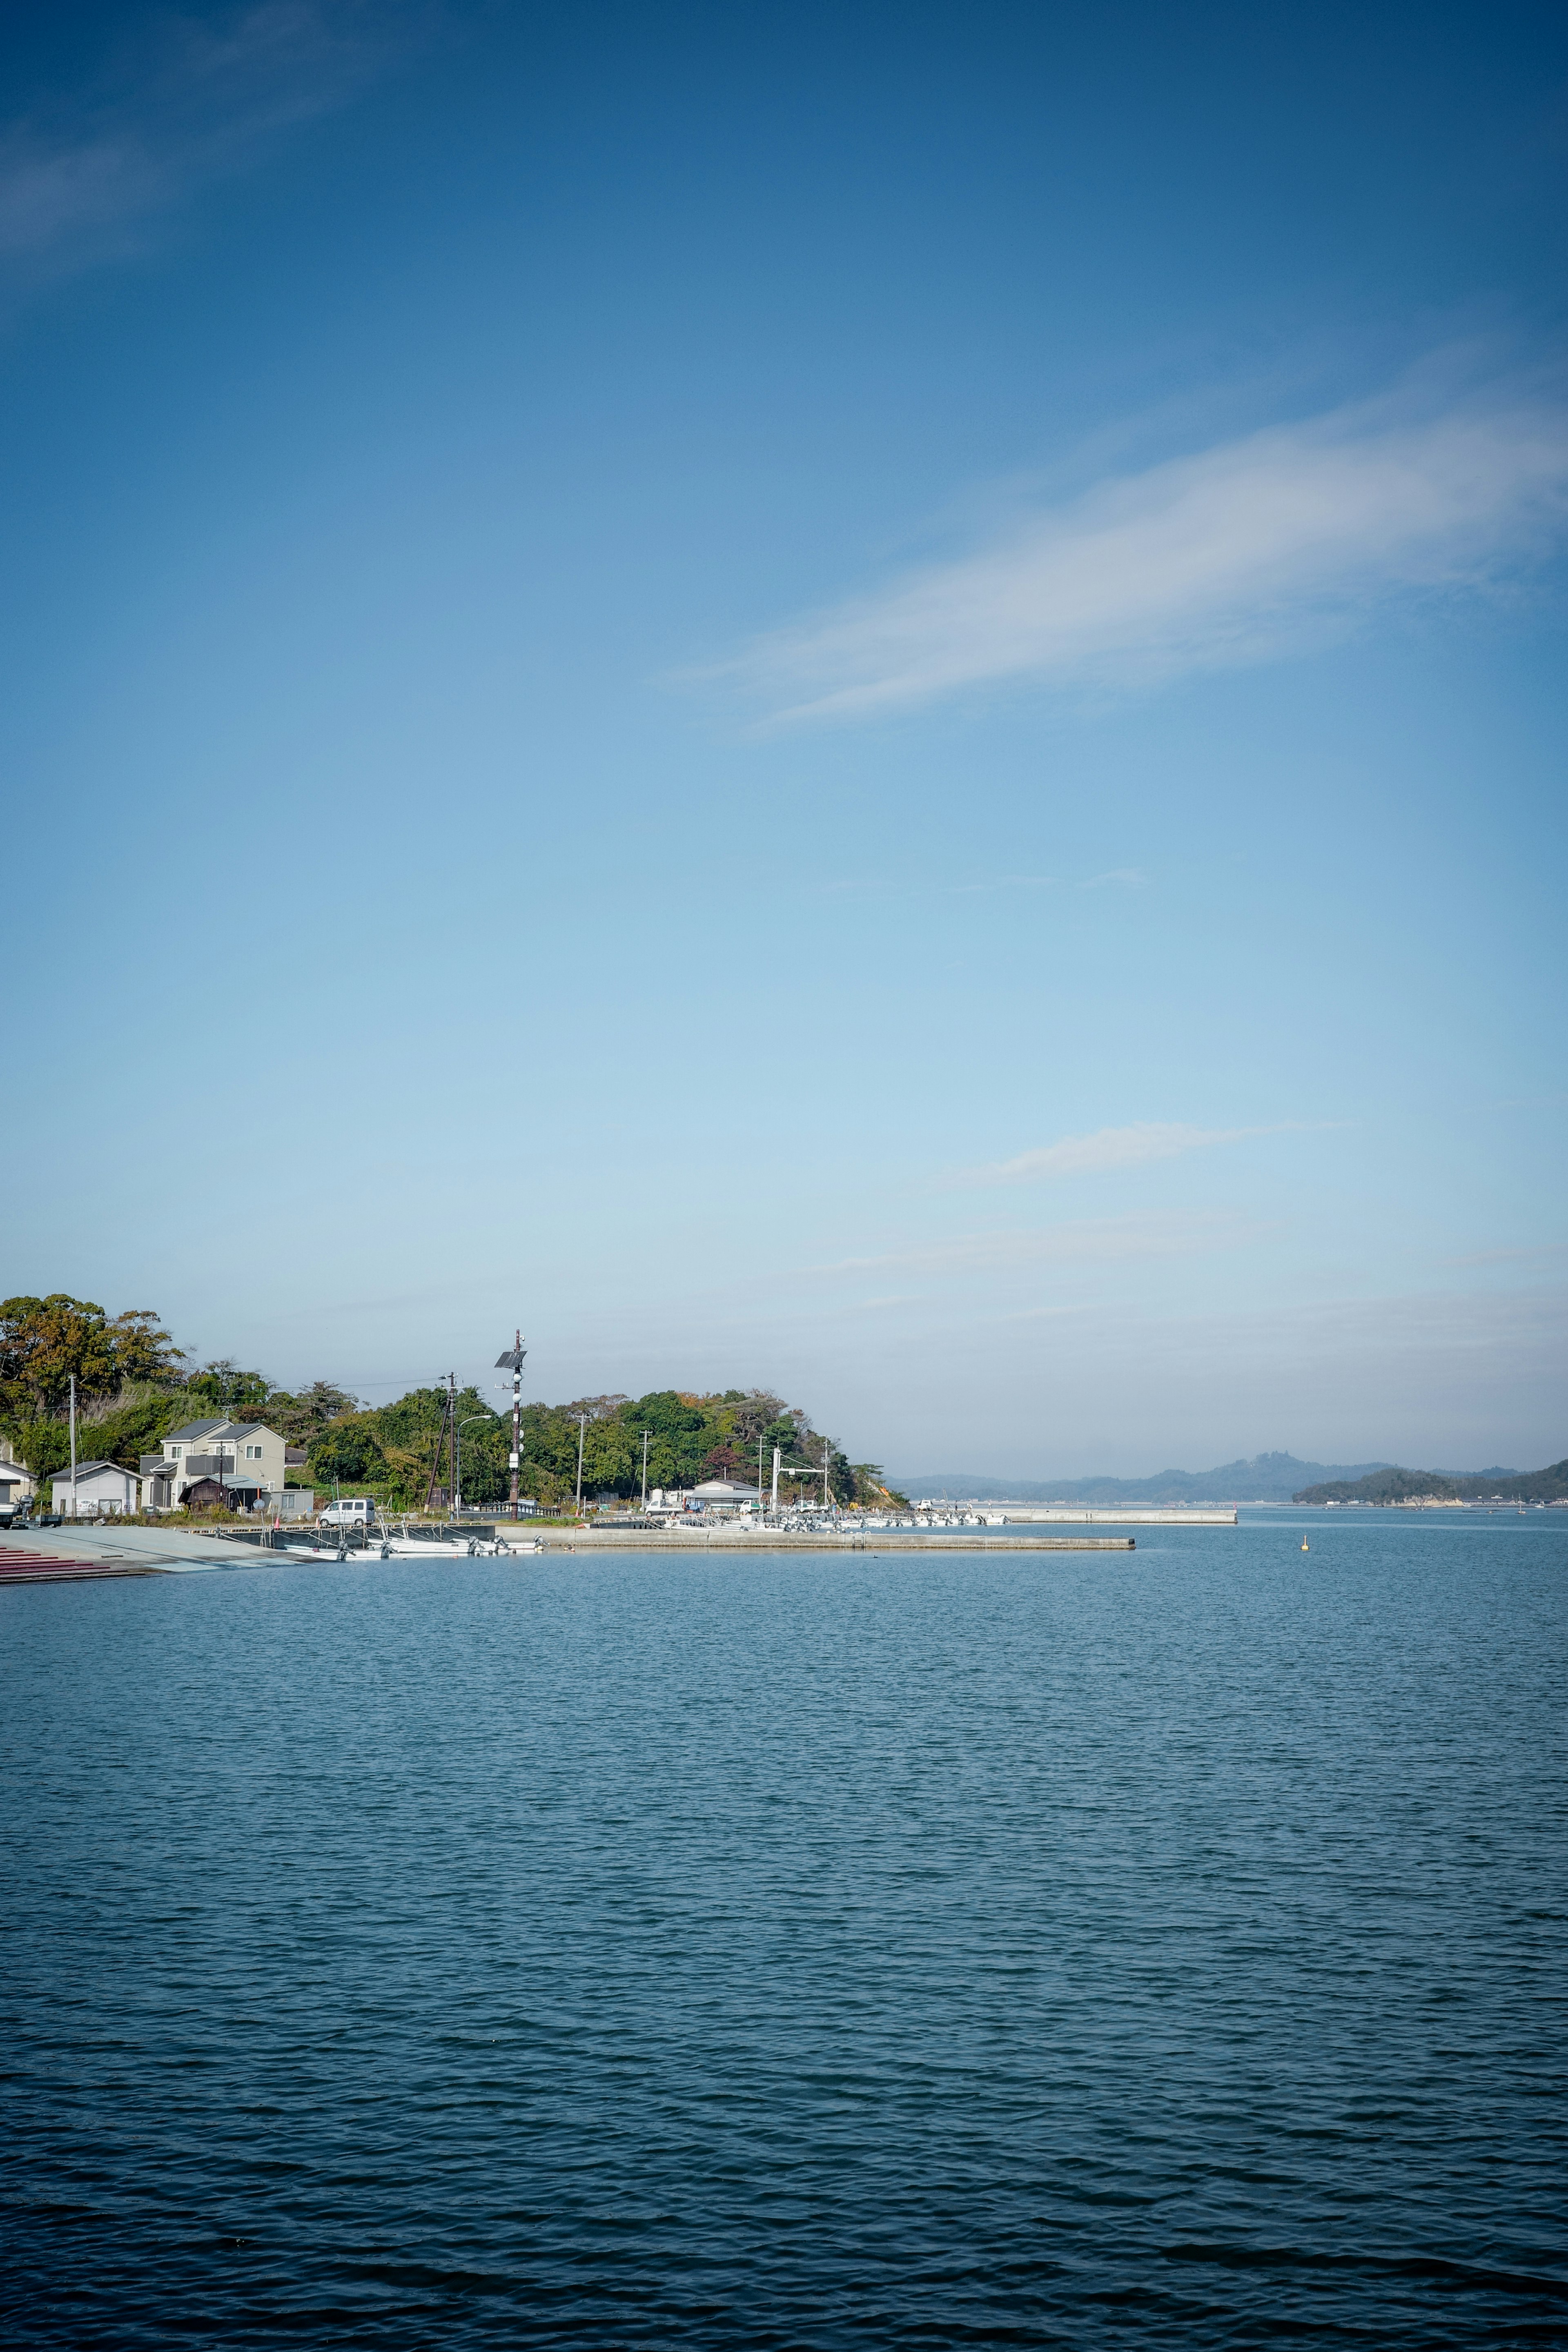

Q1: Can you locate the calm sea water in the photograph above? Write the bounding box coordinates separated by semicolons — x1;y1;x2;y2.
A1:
2;1517;1564;2348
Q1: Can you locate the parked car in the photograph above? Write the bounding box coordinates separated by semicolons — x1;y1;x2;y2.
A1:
318;1498;377;1530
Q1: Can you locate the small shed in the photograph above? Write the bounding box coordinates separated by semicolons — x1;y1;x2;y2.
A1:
51;1460;140;1516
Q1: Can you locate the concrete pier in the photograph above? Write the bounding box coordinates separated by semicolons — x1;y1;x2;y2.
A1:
0;1526;266;1581
969;1507;1235;1526
536;1530;1136;1552
0;1525;1142;1584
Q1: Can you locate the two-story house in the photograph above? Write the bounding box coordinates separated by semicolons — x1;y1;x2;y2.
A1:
140;1418;293;1512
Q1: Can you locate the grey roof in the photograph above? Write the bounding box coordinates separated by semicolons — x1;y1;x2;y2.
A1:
225;1424;276;1441
167;1417;231;1443
52;1460;135;1481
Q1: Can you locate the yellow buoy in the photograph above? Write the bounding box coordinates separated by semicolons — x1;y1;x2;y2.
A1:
1301;1539;1310;1550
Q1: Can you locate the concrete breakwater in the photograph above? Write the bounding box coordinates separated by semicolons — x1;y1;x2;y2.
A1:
973;1508;1234;1526
0;1526;1137;1579
537;1529;1136;1552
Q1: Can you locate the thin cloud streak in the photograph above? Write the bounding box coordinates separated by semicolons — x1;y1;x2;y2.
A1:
958;1120;1296;1186
707;383;1568;723
0;2;402;284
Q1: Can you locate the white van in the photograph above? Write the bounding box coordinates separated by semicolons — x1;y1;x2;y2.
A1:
318;1498;376;1529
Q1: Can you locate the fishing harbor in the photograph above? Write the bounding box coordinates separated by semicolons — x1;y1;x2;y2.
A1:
0;1515;1141;1582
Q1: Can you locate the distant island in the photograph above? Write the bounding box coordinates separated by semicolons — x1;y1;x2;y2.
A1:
1292;1459;1568;1505
894;1452;1392;1505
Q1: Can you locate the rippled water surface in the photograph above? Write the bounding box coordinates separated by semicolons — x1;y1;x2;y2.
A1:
2;1519;1565;2347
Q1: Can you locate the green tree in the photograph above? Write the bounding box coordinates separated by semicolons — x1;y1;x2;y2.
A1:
78;1390;190;1470
308;1417;388;1485
849;1463;909;1508
621;1391;712;1490
8;1418;71;1483
7;1381;193;1485
180;1360;274;1418
343;1384;512;1507
0;1295;121;1419
107;1310;184;1387
264;1381;360;1446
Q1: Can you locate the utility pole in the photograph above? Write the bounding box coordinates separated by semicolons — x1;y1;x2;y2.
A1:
575;1412;586;1516
494;1334;527;1522
448;1372;458;1519
772;1444;780;1515
641;1429;650;1509
423;1379;456;1517
824;1436;833;1517
68;1372;78;1519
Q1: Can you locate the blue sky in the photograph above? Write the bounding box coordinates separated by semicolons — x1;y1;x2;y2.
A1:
3;0;1565;1474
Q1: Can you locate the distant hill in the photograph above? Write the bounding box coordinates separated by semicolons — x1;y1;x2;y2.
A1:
1294;1459;1568;1504
892;1452;1392;1504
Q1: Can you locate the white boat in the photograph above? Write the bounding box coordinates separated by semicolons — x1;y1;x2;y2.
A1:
369;1533;541;1559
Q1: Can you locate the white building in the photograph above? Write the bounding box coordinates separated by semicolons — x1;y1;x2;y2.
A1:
52;1459;140;1516
685;1479;763;1516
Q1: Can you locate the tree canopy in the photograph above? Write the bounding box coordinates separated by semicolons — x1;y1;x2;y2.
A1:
0;1296;903;1512
0;1294;182;1420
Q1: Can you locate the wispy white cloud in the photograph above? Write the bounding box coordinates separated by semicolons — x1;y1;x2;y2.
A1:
802;1209;1262;1280
704;382;1568;724
1079;868;1148;890
0;2;403;285
957;1120;1297;1187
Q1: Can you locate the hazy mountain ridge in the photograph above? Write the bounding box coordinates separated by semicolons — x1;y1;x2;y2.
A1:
892;1452;1392;1503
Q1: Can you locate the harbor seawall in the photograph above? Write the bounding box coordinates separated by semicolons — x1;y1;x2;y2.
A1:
537;1530;1137;1552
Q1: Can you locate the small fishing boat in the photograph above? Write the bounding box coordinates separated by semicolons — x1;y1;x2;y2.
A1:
370;1533;541;1559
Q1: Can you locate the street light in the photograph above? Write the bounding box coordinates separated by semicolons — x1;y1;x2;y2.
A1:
456;1414;493;1519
